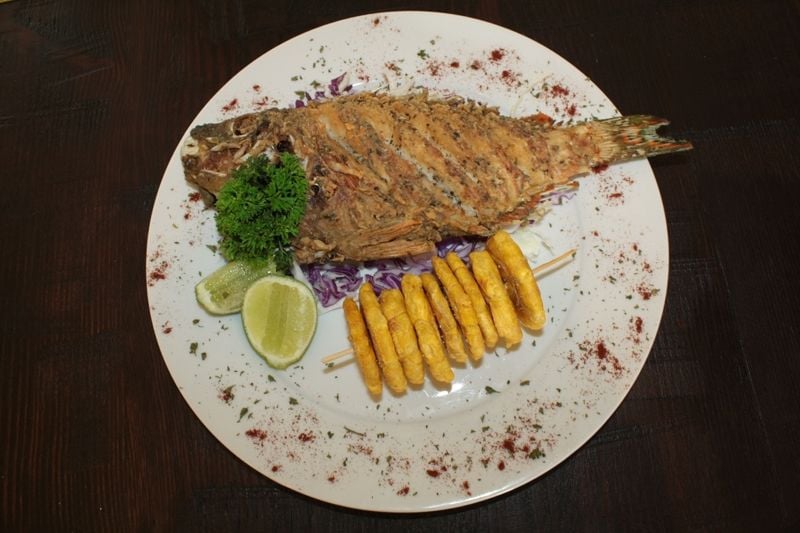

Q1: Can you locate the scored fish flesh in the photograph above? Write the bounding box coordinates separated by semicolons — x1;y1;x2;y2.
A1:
181;92;691;263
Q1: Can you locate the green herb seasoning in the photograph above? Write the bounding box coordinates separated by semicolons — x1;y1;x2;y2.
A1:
215;153;307;272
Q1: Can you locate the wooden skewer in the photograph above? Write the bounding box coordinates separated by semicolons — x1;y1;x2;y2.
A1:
532;247;577;276
322;347;355;365
321;247;578;365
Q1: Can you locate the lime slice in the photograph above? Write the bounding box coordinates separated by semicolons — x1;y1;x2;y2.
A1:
241;275;317;369
195;258;276;315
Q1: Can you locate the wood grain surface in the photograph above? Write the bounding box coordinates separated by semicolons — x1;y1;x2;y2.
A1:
2;1;799;531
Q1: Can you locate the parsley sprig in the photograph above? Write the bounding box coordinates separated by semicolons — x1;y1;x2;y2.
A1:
215;152;307;272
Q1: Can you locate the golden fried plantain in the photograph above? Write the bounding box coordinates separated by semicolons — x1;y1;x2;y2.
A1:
469;250;523;348
358;283;407;394
401;274;454;384
379;288;425;386
486;230;546;330
446;252;499;350
421;272;468;363
342;297;383;396
432;256;484;361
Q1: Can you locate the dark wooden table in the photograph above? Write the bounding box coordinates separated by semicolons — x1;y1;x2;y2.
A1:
2;1;799;530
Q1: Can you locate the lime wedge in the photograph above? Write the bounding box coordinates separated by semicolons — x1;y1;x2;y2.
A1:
241;275;317;369
195;258;276;315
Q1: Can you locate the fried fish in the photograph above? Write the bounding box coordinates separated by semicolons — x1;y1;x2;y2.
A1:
181;92;690;263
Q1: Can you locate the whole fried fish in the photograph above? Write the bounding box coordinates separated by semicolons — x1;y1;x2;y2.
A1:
181;92;690;263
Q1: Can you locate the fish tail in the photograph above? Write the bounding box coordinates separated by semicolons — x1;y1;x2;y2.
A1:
592;115;692;164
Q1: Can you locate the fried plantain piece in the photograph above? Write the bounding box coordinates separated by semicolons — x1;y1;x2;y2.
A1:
342;297;383;396
432;256;484;361
469;250;523;348
446;252;499;350
401;274;454;384
486;230;546;330
379;288;425;386
421;272;468;363
358;283;407;394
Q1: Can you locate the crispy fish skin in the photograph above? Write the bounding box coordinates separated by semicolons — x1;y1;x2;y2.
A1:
358;283;407;394
432;256;484;361
421;272;468;364
487;230;546;330
379;289;425;386
401;274;454;384
181;92;691;263
445;252;499;350
343;297;382;396
469;250;523;348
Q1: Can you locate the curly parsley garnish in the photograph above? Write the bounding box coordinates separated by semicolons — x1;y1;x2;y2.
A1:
215;153;307;272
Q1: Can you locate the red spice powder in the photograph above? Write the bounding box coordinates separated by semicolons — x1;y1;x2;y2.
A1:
188;192;201;202
462;480;472;495
596;341;609;359
566;104;577;116
426;469;441;478
592;163;609;173
637;284;654;300
450;60;460;68
577;338;625;376
252;96;270;109
502;438;516;454
245;428;267;441
222;98;239;112
252;84;261;92
219;388;234;403
490;49;505;61
298;432;315;443
327;475;336;483
634;316;643;334
397;486;410;495
348;443;373;456
500;70;520;87
550;84;570;96
498;460;506;471
148;261;169;285
608;192;623;199
470;59;482;70
271;465;282;473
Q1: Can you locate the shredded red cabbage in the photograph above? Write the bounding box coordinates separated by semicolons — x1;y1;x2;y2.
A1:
300;236;486;308
540;187;576;207
301;262;362;307
294;72;353;109
328;72;352;96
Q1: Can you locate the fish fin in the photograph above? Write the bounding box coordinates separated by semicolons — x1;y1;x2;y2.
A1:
594;115;693;163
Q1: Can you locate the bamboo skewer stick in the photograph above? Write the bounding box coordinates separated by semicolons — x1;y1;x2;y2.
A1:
530;247;577;276
321;247;578;365
322;347;355;364
322;349;354;365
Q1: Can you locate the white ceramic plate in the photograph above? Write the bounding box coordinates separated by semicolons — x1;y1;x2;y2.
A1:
146;12;668;512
